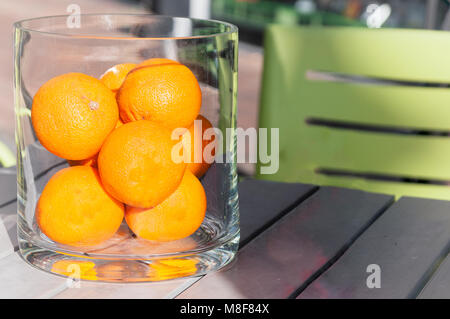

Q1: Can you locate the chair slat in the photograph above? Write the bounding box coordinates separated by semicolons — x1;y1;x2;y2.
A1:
308;175;450;201
267;26;450;83
287;125;450;180
302;82;450;130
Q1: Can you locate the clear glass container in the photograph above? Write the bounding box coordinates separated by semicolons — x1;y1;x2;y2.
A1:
14;14;239;282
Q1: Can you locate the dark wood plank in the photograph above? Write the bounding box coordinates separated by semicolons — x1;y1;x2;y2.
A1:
0;168;17;206
178;187;393;299
299;197;450;299
418;255;450;299
238;179;317;246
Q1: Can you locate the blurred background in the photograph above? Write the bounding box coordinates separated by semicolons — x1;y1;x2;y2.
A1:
150;0;450;42
2;0;449;176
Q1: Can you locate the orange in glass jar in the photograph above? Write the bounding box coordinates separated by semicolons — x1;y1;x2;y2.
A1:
31;73;119;160
184;115;216;178
36;166;124;246
125;170;206;241
117;58;201;129
98;120;187;208
100;63;137;93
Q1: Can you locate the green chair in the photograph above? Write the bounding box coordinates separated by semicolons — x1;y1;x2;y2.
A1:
257;25;450;200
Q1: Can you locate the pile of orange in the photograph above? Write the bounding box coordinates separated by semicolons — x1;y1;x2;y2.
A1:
32;58;215;247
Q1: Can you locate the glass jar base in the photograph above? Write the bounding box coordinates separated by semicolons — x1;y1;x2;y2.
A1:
18;233;239;283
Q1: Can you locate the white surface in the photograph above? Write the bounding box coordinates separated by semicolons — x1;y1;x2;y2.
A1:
54;277;200;299
0;253;67;299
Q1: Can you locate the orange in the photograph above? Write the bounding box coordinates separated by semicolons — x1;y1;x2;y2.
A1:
115;118;124;128
136;58;180;68
36;166;124;246
100;63;136;92
67;155;98;168
66;116;124;168
117;59;201;129
98;120;187;208
125;170;206;241
183;115;216;178
31;73;119;160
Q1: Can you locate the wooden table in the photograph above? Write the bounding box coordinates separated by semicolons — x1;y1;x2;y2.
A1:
0;166;449;299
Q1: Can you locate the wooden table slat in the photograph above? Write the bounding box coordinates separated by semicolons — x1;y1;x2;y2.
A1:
0;168;17;206
238;179;317;247
178;187;393;299
299;197;450;299
418;255;450;299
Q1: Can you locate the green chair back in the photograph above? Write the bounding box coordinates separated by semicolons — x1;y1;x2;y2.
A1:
257;25;450;200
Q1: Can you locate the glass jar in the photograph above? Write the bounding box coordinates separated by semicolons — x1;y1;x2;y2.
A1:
14;14;239;282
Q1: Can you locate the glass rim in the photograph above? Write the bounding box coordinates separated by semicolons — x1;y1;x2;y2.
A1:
13;13;238;40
